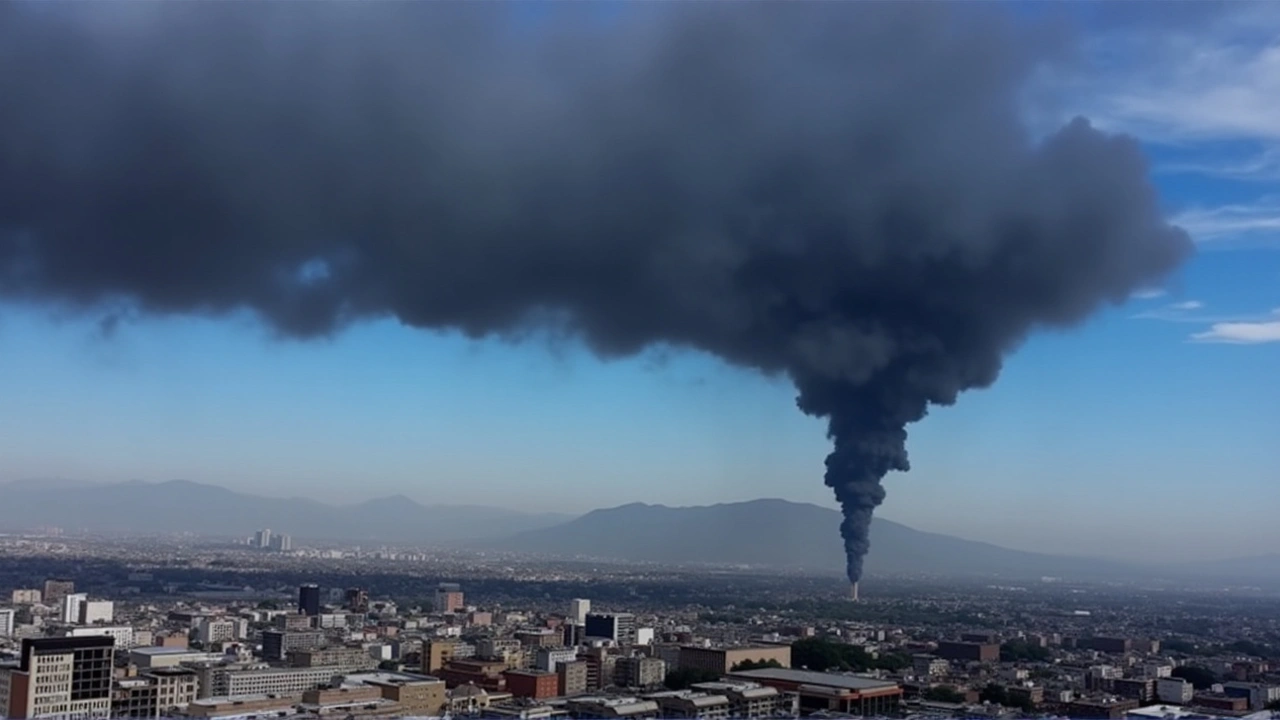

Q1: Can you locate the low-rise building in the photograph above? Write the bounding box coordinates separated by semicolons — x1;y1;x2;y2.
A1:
725;667;901;716
690;681;797;719
646;690;732;719
678;645;792;674
565;696;661;719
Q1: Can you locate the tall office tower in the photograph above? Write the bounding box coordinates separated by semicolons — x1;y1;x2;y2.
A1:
253;529;272;549
433;583;464;614
61;593;88;624
3;636;114;719
42;579;75;607
570;599;591;626
345;588;369;613
298;584;321;617
269;534;292;552
583;613;637;645
0;608;14;637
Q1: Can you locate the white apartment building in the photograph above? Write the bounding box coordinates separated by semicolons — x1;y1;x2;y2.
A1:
60;594;87;625
68;625;134;648
1157;677;1194;704
570;599;591;626
197;618;237;644
0;608;15;637
77;601;113;625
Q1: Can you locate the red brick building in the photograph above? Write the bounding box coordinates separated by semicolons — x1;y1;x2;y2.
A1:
503;670;559;700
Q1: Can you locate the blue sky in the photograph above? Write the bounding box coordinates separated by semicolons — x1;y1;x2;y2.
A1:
1;4;1277;562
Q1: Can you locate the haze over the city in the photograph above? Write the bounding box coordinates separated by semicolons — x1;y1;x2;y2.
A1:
1;1;1278;565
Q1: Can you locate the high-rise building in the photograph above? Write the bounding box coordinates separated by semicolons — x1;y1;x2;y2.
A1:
298;584;321;617
584;612;637;645
61;593;88;624
42;580;74;607
3;636;115;719
570;599;591;626
10;589;41;605
0;608;15;637
79;600;114;625
422;640;458;674
614;656;666;688
111;667;199;718
345;588;369;613
197;618;237;644
269;534;292;552
253;528;272;549
434;583;464;614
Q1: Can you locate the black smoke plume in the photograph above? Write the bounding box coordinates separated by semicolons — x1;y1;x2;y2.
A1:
0;3;1191;582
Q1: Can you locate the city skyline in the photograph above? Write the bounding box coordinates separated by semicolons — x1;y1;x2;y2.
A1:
1;3;1277;564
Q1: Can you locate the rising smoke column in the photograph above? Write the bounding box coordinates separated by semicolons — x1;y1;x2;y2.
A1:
0;3;1192;583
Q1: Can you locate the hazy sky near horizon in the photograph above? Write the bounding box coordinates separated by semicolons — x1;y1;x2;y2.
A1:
1;2;1278;563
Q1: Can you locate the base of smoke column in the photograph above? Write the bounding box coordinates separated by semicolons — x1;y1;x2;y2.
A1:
848;582;859;602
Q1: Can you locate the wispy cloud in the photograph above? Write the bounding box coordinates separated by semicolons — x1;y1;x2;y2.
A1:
1157;145;1280;182
1191;309;1280;344
1132;288;1167;299
1168;300;1203;311
1170;196;1280;246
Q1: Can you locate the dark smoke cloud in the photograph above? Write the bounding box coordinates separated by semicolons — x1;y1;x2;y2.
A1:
0;2;1191;581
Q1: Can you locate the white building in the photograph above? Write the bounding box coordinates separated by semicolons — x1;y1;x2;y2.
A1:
636;628;655;646
253;528;272;549
79;600;114;625
570;599;591;626
0;608;14;637
61;592;88;624
1156;677;1194;704
68;625;135;648
198;618;238;644
535;647;579;672
6;636;114;719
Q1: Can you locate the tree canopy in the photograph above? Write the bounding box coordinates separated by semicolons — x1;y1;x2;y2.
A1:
1171;665;1217;690
923;686;966;704
1000;639;1051;663
791;637;903;673
731;658;784;672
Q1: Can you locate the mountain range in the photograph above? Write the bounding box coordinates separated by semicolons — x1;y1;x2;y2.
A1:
0;479;570;543
2;479;1276;584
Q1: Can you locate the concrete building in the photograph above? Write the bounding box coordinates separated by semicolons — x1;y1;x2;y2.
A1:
690;681;797;719
261;629;325;660
341;671;447;716
187;693;297;719
288;646;378;670
570;599;591;626
2;636;114;719
678;645;792;674
269;533;292;552
615;656;666;689
725;667;902;716
912;655;949;677
647;689;733;719
67;625;134;648
202;664;364;698
535;647;579;672
585;613;637;646
112;668;199;718
42;580;74;607
78;600;113;625
197;618;237;645
252;528;272;549
936;641;1000;663
559;661;589;696
0;608;14;637
434;583;465;614
275;612;314;631
1221;682;1280;710
635;628;655;646
1157;677;1194;705
439;659;508;691
1114;678;1156;703
422;640;458;674
129;647;226;669
60;593;87;625
566;696;660;719
10;590;41;605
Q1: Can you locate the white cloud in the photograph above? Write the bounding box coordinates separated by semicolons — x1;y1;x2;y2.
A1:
1168;300;1203;311
1170;196;1280;245
1190;307;1280;344
1132;288;1167;299
1157;145;1280;182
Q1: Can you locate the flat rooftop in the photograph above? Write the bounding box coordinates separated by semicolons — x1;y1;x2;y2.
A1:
728;667;899;692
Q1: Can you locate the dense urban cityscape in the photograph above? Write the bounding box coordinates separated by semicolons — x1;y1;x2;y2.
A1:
2;531;1279;720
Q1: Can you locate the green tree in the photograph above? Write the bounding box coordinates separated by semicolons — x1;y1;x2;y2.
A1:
1171;665;1217;690
874;652;912;672
1265;699;1280;711
731;659;784;672
979;683;1008;706
664;668;721;690
791;637;872;672
256;600;279;610
923;686;966;704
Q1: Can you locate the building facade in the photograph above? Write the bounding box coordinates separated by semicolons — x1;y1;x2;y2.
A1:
4;636;115;720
